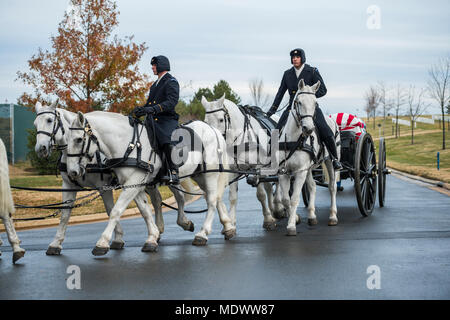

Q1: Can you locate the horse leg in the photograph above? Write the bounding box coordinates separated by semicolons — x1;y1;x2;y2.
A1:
281;172;306;236
264;182;275;214
101;190;125;250
227;174;239;228
93;186;144;256
169;185;194;232
192;180;219;246
278;174;294;231
325;159;338;226
134;192;160;252
1;214;25;263
46;185;76;255
146;186;164;235
257;183;276;231
272;183;286;219
305;170;318;226
215;174;235;240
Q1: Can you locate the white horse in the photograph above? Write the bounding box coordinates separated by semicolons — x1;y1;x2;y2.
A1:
277;79;340;236
34;101;127;255
202;95;282;231
0;138;26;263
34;102;198;254
66;111;235;255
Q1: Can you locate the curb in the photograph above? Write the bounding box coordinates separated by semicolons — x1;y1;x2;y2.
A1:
389;167;450;191
1;193;202;232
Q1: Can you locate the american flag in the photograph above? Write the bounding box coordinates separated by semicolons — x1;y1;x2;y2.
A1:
329;113;366;139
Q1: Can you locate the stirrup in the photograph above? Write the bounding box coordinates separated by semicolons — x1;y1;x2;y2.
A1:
168;170;179;185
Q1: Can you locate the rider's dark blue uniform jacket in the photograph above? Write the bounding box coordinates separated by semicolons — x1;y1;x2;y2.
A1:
271;63;327;112
142;72;180;147
269;64;327;130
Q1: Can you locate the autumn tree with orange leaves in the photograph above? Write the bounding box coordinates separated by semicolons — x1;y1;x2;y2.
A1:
17;0;150;113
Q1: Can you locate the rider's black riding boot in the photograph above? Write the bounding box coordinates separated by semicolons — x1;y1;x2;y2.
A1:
162;144;179;185
323;135;343;171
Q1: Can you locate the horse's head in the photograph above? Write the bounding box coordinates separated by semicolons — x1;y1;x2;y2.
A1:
34;100;65;158
67;111;97;178
201;94;228;137
292;79;321;136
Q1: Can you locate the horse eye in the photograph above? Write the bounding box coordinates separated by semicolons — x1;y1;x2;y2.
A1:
219;119;224;123
76;137;83;143
47;119;52;123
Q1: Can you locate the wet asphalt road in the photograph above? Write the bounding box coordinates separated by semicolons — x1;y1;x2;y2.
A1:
1;174;449;300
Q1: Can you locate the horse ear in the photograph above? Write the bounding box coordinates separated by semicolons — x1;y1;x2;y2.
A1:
311;80;321;93
218;93;226;105
298;79;305;90
35;101;42;113
49;99;59;109
77;111;84;125
201;96;209;108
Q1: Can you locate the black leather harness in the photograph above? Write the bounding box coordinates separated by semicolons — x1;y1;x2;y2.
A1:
67;118;154;179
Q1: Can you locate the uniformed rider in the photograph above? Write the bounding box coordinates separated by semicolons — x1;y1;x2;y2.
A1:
267;48;342;170
132;55;180;183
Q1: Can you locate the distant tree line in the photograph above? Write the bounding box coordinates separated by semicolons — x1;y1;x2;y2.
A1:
364;55;449;148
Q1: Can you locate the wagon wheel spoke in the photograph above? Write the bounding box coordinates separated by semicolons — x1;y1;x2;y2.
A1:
365;142;372;170
361;179;367;204
360;143;368;171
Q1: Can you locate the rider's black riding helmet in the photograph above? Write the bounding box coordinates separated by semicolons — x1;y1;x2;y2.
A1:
151;55;171;73
290;48;306;65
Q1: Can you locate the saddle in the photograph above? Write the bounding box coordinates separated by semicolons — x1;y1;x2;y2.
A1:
238;105;277;133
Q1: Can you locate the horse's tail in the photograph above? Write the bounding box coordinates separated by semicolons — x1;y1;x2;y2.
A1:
0;138;15;215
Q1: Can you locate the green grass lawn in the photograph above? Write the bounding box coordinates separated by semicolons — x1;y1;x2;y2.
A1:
363;115;447;140
386;131;449;168
10;175;63;188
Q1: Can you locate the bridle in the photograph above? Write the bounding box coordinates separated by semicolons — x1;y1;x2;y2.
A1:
67;119;101;169
291;91;317;128
36;110;67;151
205;105;232;141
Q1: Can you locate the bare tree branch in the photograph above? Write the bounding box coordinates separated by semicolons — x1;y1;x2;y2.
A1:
428;55;450;149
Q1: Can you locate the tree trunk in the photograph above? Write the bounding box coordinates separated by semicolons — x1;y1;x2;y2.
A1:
442;102;446;150
395;111;399;138
411;120;414;144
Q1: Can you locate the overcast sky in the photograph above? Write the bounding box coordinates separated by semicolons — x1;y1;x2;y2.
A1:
1;0;449;116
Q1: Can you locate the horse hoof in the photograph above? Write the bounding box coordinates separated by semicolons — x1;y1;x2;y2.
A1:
13;251;25;264
92;246;109;256
110;241;125;250
192;236;207;246
224;229;236;240
328;219;338;226
273;210;286;219
46;247;61;256
183;221;195;232
308;218;318;226
296;214;301;225
263;221;277;231
141;242;158;253
286;228;297;236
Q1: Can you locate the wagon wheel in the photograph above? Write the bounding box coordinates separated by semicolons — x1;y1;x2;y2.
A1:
378;137;386;207
354;133;377;216
301;184;310;207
